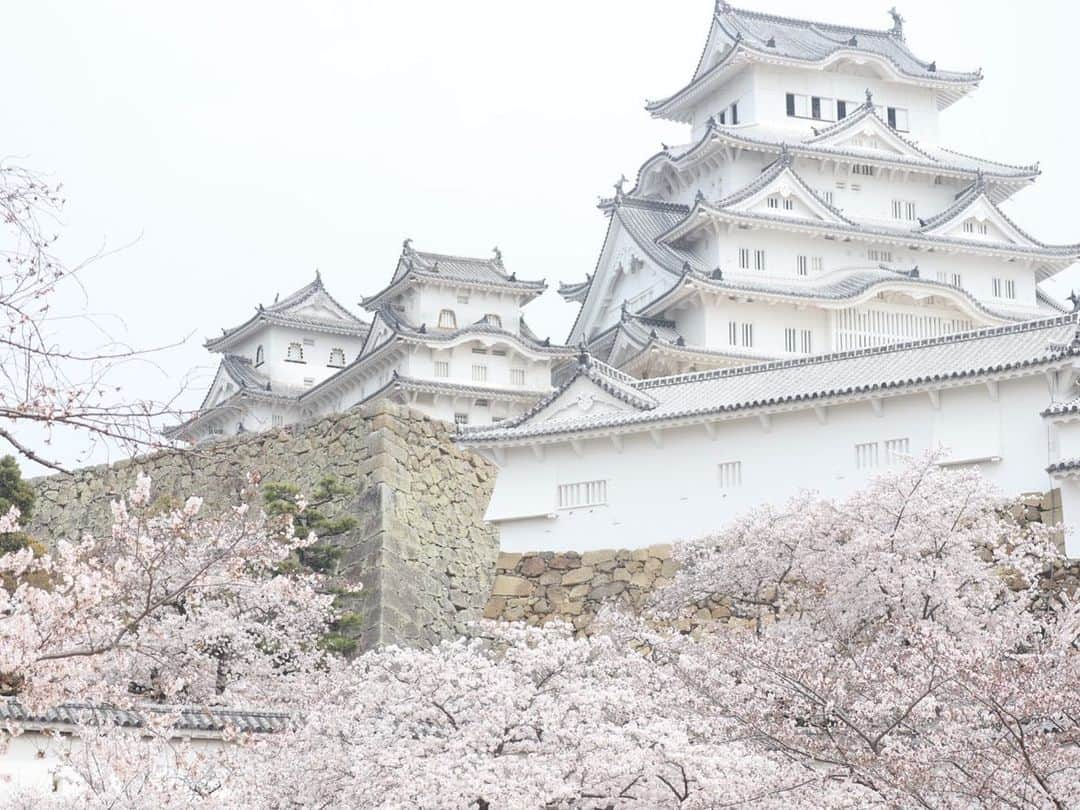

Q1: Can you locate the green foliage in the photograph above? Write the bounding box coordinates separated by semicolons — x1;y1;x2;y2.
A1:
0;455;41;556
263;477;358;577
263;476;362;656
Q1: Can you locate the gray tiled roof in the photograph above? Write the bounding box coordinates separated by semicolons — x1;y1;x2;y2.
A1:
206;274;369;351
558;277;593;303
635;116;1037;199
648;5;979;119
667;187;1080;264
643;267;1031;324
365;242;546;307
1047;457;1080;474
459;314;1080;443
709;5;979;84
0;701;292;736
602;196;702;274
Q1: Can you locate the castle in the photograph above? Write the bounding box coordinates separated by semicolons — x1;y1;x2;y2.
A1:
172;4;1080;557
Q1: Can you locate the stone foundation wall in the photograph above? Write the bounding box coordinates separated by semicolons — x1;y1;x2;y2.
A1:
483;490;1079;635
29;402;499;652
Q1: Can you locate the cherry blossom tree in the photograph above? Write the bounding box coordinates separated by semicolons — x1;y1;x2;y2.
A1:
0;162;180;472
2;460;1077;809
0;473;333;712
649;457;1080;809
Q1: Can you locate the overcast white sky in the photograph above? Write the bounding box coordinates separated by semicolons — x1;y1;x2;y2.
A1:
4;0;1078;473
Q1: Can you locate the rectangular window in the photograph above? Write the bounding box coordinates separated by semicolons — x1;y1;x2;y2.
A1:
822;190;834;205
754;249;767;271
892;200;917;221
783;198;794;210
717;110;726;125
510;368;526;386
868;248;894;263
454;413;469;427
492;349;507;357
850;183;862;192
271;414;284;427
993;278;1016;299
837;99;848;119
767;196;779;209
303;377;315;387
303;338;315;347
729;321;753;348
799;330;812;354
852;164;875;176
811;256;825;272
786;93;796;117
835;181;847;191
718;461;742;489
471;364;488;383
785;327;797;352
796;255;808;276
937;271;962;287
730;102;739;125
811;96;821;120
456;293;470;304
475;399;490;408
738;248;750;270
887;106;909;131
434;360;449;378
742;322;754;347
884;438;911;465
472;347;489;355
557;480;608;510
855;441;880;470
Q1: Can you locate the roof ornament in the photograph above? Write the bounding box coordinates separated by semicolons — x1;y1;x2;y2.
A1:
848;34;858;47
682;261;693;276
676;336;686;347
778;143;793;167
711;267;724;280
576;343;591;368
888;7;905;40
493;246;503;264
543;337;551;347
418;323;427;334
1069;290;1080;313
314;268;322;283
431;261;440;273
765;35;776;48
715;0;732;14
695;189;706;204
613;175;628;200
910;265;920;279
864;88;874;107
509;271;517;281
649;329;658;340
402;237;413;253
928;60;937;73
661;142;669;150
273;293;280;304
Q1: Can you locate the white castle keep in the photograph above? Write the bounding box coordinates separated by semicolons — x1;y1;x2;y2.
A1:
175;4;1080;556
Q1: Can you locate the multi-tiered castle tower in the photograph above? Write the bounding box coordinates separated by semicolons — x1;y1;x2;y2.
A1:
559;2;1077;379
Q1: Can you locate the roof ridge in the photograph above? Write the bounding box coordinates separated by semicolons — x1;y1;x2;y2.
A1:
411;248;501;266
937;145;1040;174
637;313;1079;391
723;4;896;39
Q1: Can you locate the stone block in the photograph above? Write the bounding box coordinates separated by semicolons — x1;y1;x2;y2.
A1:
561;566;595;586
519;556;548;577
581;549;616;567
491;576;535;597
496;552;523;571
648;544;674;560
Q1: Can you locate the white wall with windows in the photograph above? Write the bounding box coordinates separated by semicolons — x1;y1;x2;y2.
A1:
481;373;1058;552
687;64;943;142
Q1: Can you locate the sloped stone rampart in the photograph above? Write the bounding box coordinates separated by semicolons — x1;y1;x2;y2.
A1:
29;402;500;652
